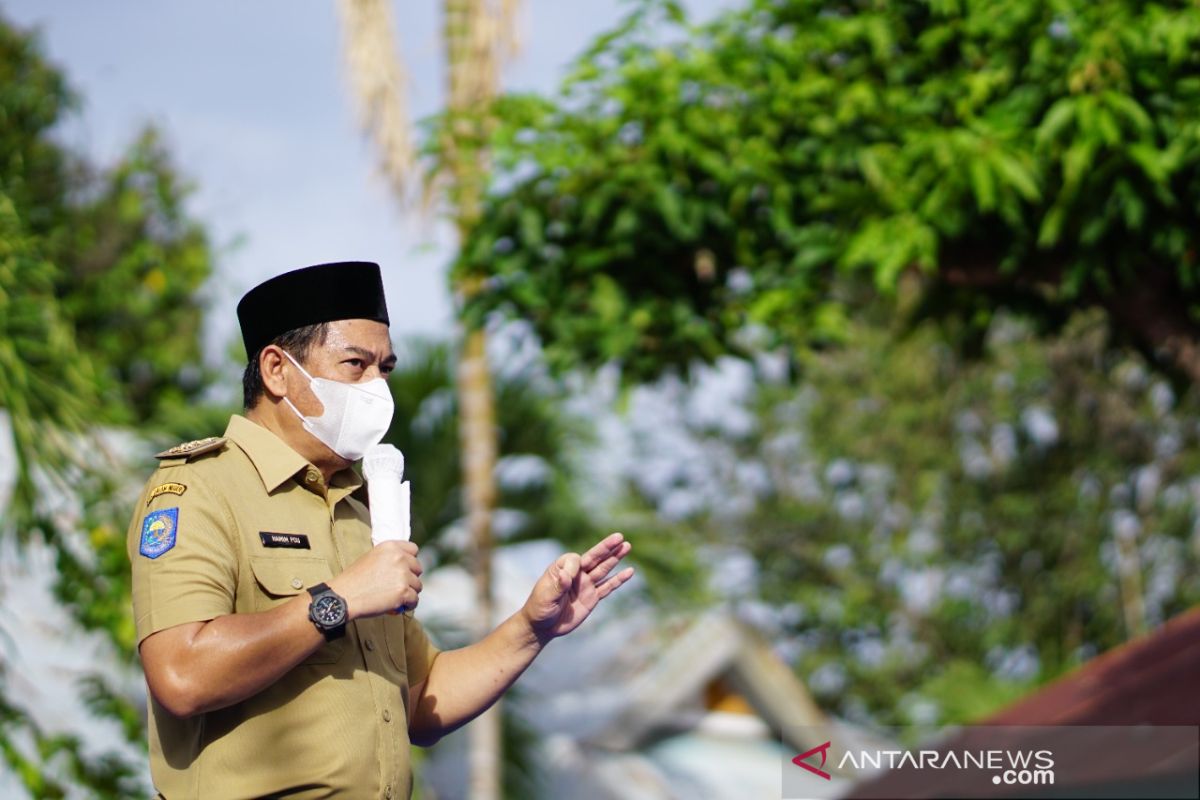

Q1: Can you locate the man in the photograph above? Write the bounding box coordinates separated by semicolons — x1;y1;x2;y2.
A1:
127;261;634;799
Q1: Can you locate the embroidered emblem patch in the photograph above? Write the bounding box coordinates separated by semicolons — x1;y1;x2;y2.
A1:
147;482;187;504
140;508;179;559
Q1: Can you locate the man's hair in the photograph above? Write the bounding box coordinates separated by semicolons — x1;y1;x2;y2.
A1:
242;323;330;409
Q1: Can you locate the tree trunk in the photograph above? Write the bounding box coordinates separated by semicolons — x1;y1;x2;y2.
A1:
338;1;509;792
457;327;502;800
444;1;503;798
1112;524;1147;639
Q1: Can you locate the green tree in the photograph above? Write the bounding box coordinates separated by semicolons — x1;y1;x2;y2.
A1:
1;14;217;797
618;307;1200;726
450;0;1200;384
432;0;1200;739
383;334;600;565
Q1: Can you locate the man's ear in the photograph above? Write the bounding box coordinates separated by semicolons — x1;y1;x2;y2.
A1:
259;345;291;401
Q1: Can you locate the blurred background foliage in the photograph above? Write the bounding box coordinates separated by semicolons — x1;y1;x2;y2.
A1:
4;0;1200;796
619;304;1200;728
1;14;218;797
435;0;1200;742
379;333;602;575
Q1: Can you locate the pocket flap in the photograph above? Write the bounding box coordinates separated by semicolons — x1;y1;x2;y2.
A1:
250;556;332;597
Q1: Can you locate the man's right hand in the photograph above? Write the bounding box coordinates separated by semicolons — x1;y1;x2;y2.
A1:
328;540;423;620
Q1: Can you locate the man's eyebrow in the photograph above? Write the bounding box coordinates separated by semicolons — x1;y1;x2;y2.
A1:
342;345;397;364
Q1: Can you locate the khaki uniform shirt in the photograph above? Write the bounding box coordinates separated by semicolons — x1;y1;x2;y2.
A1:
127;415;439;800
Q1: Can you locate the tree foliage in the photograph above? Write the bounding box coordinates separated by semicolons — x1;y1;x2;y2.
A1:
1;14;217;797
1;17;214;523
622;309;1200;727
384;334;601;571
449;0;1200;383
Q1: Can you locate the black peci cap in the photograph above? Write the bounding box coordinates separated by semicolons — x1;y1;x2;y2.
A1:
237;261;390;357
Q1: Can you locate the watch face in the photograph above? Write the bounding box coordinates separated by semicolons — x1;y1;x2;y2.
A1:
313;594;346;626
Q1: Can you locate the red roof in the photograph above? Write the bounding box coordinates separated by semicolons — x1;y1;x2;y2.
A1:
844;606;1200;798
984;604;1200;726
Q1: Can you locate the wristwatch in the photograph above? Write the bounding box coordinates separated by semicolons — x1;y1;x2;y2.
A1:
306;583;348;641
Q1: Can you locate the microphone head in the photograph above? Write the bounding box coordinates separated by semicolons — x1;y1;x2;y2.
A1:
362;443;405;481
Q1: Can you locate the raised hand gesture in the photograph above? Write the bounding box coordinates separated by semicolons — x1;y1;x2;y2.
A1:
521;532;634;643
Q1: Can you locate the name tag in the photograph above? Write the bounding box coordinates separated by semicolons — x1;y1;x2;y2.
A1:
259;532;311;549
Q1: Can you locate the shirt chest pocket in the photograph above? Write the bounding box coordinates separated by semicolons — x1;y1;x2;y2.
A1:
249;556;345;664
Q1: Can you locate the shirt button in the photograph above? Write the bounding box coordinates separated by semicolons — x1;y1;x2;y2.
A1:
365;639;376;651
385;786;393;799
305;470;319;483
382;709;391;723
291;578;303;590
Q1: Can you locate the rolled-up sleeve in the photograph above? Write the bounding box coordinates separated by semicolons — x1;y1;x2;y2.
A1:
403;614;441;686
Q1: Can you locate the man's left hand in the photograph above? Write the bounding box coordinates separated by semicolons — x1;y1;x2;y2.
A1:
521;532;634;643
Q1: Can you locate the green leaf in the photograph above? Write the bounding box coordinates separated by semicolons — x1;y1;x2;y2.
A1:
518;207;544;248
1036;98;1076;147
969;159;997;211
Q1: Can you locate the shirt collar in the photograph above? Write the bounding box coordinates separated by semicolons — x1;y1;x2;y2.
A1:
328;470;364;507
223;415;363;496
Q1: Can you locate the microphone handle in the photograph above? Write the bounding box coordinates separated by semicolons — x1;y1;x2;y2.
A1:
369;477;411;544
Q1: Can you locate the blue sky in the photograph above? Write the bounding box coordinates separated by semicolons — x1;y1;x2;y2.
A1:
4;0;729;366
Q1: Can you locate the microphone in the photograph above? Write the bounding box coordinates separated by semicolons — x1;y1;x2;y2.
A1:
363;444;410;545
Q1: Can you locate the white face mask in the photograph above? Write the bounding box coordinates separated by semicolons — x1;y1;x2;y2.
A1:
282;350;394;461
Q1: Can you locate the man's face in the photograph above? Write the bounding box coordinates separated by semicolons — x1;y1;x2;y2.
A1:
287;319;396;417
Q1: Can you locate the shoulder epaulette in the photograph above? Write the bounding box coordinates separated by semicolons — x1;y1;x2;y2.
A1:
155;436;227;460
